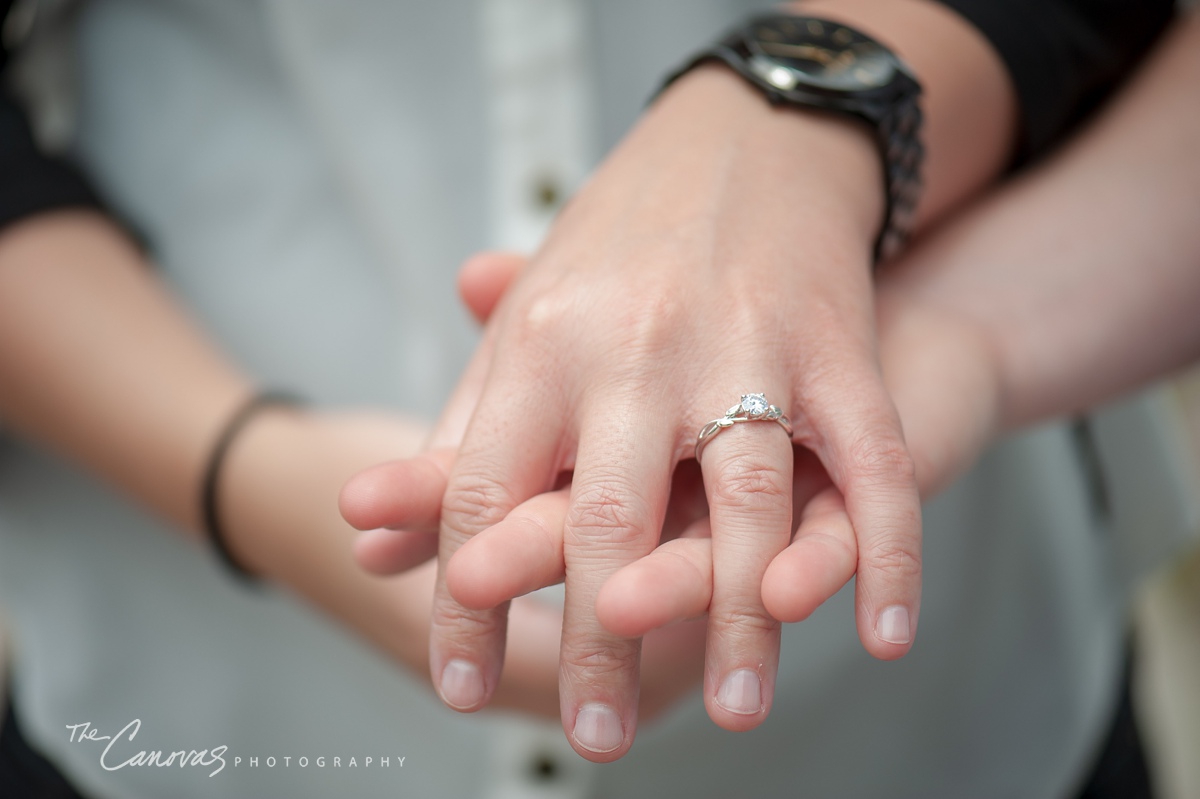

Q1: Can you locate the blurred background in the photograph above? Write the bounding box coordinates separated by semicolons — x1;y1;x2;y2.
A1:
1136;367;1200;799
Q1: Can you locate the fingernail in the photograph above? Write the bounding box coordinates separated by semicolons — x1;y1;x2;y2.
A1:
572;703;624;753
440;659;485;709
875;605;911;645
715;668;762;715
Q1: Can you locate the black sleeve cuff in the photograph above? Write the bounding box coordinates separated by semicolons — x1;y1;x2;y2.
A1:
934;0;1175;164
1;88;105;232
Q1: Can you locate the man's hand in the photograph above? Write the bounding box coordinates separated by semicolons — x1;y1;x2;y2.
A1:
339;427;710;724
337;256;710;722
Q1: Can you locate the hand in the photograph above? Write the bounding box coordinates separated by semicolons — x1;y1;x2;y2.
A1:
552;2;1200;645
345;235;972;753
345;0;1015;755
0;214;557;718
373;247;1000;643
603;272;1003;632
342;444;710;724
338;254;714;724
418;64;922;762
216;407;572;717
337;268;1001;738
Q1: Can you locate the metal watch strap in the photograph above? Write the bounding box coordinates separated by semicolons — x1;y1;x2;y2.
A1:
875;89;923;262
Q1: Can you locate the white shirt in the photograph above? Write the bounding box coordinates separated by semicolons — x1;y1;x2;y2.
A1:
2;1;1197;797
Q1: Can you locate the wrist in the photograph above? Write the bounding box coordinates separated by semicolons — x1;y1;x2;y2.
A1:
215;408;430;583
651;63;886;251
210;403;314;581
212;406;435;669
199;391;304;582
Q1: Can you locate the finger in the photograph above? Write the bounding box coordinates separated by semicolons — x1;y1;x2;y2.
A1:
447;489;570;610
801;356;922;661
427;253;526;452
599;449;838;636
452;443;832;637
761;485;857;623
431;377;567;713
457;251;527;324
699;392;794;732
426;335;495;450
558;403;676;761
353;528;439;575
597;518;713;638
338;448;455;532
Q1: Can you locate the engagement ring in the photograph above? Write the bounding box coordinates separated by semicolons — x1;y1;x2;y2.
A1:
695;393;793;461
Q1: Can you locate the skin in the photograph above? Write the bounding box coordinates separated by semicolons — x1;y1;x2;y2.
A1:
0;211;711;722
0;214;533;719
619;8;1200;628
380;0;1016;761
344;8;1200;758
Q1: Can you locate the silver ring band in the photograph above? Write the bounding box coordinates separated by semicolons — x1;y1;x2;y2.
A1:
695;393;793;462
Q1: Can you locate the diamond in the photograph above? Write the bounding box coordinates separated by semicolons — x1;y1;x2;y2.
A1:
741;393;769;416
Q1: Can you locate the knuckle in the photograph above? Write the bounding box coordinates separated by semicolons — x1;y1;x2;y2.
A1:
848;432;916;486
863;535;923;583
441;473;521;537
510;277;693;379
709;454;789;510
566;478;649;550
506;284;582;360
614;284;689;354
707;604;778;639
517;289;574;340
561;637;640;686
431;602;505;638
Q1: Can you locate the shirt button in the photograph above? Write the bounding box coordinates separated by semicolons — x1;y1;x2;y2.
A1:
531;175;564;211
527;751;561;782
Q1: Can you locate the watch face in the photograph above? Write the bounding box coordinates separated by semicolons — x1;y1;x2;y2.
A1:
745;16;897;92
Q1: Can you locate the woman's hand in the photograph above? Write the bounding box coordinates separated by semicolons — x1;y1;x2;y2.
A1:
336;413;711;723
213;407;578;717
0;212;564;717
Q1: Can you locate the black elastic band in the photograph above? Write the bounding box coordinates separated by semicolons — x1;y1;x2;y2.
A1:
200;390;301;584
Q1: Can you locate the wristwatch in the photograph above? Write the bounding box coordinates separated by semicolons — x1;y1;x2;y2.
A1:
662;13;924;263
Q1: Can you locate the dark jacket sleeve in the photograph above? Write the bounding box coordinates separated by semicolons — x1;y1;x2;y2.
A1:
1;0;106;232
0;90;105;230
934;0;1176;164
